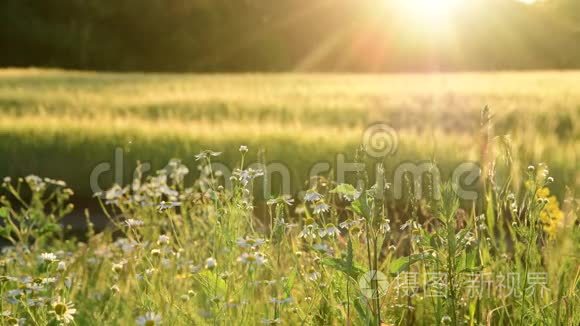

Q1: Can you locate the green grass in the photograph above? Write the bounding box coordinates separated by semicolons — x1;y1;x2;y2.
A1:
0;68;578;325
0;68;578;199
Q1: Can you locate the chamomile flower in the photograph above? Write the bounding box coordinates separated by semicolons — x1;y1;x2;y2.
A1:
312;201;330;214
205;257;217;270
237;252;267;266
195;150;222;161
56;261;66;272
157;200;181;212
236;237;266;249
157;234;170;246
125;218;144;227
39;252;58;262
303;190;323;202
307;268;321;281
136;311;162;326
298;224;318;240
112;260;127;273
318;223;340;238
51;297;76;324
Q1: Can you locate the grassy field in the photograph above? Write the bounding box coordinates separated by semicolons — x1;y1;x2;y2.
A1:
0;69;578;325
0;69;578;201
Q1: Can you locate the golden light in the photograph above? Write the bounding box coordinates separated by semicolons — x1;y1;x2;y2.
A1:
387;0;462;27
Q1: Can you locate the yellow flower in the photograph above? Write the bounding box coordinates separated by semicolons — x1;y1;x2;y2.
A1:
536;187;564;239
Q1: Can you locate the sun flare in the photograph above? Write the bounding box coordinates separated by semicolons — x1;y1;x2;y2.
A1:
388;0;462;25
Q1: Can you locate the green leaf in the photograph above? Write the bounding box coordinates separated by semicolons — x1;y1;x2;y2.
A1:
321;257;365;279
283;270;297;297
388;254;424;274
0;207;8;218
351;192;371;220
330;183;359;201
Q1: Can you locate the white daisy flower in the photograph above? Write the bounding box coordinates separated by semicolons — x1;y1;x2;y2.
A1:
39;252;58;262
136;311;162;326
303;190;323;202
298;224;318;240
237;253;267;266
125;219;144;227
307;269;320;281
157;235;170;246
312;201;330;214
56;261;66;272
236;237;266;248
157;200;181;212
51;297;76;324
318;223;340;238
205;257;217;270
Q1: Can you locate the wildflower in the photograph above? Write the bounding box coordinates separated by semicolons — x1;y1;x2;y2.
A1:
239;145;248;153
379;218;391;234
56;261;66;272
195;150;222;161
234;168;264;187
318;223;340;238
25;175;46;192
205;257;217;270
125;219;144;227
307;268;320;281
105;184;126;201
298;224;318;240
527;165;535;173
312;201;330;214
303;190;323;202
151;249;161;257
441;315;452;324
1;311;22;326
400;220;412;231
157;200;181;212
39;252;58;262
112;261;126;273
536;187;566;238
41;277;57;285
237;253;267;266
110;284;120;294
267;195;294;206
157;235;170;246
136;312;162;326
330;183;360;201
547;176;554;183
236;237;266;249
51;297;76;324
2;177;10;184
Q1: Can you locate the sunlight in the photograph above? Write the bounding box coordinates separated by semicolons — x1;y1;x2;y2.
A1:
388;0;462;26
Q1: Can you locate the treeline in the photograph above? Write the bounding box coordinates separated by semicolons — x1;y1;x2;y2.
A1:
0;0;579;72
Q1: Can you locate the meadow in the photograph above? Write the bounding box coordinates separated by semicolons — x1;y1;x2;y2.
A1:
0;69;578;325
0;69;578;200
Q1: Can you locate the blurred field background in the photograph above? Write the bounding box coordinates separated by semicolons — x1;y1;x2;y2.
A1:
0;69;578;204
